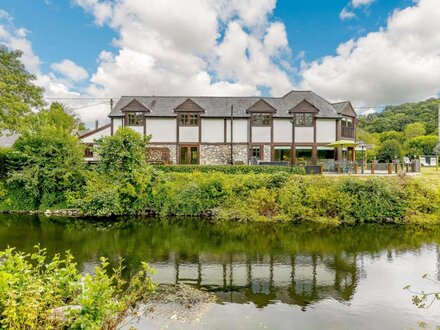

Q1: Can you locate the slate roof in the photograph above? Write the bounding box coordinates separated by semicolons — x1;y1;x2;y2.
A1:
331;101;351;114
109;91;354;119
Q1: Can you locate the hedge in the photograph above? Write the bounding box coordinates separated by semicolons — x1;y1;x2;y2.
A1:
153;165;306;175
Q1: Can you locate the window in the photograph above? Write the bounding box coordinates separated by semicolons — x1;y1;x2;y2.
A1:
341;117;355;138
295;113;313;127
252;113;271;126
180;113;199;126
84;144;94;158
252;146;262;160
179;146;199;164
126;112;144;126
274;147;291;162
342;117;353;128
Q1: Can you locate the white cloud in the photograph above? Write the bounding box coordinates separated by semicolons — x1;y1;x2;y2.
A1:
301;0;440;107
352;0;374;8
73;0;293;97
340;8;356;20
51;59;89;81
0;12;107;127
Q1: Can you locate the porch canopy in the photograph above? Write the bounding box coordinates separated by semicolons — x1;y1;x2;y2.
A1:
326;140;359;148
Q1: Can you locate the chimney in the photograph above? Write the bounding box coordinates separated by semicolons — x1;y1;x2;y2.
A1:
95;120;99;130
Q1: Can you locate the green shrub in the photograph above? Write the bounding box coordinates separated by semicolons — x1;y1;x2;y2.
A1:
0;246;155;329
154;165;306;175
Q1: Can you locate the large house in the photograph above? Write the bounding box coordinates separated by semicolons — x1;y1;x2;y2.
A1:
79;91;357;165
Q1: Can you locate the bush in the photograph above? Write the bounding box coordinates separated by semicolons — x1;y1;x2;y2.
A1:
0;246;155;329
154;165;306;175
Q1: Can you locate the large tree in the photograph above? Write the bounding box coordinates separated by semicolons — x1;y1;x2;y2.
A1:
5;103;85;209
0;46;44;131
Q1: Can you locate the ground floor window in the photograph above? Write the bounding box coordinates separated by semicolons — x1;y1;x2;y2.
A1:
295;147;312;165
179;146;199;164
251;145;262;160
84;144;94;158
317;147;335;160
274;146;291;162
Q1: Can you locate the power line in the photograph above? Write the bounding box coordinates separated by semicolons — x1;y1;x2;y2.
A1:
68;101;110;111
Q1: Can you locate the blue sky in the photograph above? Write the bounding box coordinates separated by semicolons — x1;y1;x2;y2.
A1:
0;0;439;123
1;0;412;77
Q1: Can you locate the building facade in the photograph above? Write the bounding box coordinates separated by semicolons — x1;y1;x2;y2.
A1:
79;91;357;165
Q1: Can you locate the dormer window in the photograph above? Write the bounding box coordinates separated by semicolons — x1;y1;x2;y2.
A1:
295;113;313;127
180;113;199;126
252;113;271;126
126;112;144;126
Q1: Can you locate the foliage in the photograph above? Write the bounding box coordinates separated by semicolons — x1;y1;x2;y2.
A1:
406;135;438;156
73;128;154;216
0;245;155;329
0;46;44;131
154;165;306;175
359;98;440;134
0;147;13;179
404;122;426;139
376;140;402;162
3;104;85;210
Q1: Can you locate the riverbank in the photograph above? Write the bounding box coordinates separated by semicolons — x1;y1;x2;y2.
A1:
1;170;439;226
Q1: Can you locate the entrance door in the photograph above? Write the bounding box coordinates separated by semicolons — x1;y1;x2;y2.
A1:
179;146;199;164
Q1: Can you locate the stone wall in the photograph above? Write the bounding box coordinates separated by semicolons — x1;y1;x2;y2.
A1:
149;144;177;164
200;144;249;165
263;144;272;162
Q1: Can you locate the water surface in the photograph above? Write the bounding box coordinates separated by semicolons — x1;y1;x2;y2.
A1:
1;215;439;329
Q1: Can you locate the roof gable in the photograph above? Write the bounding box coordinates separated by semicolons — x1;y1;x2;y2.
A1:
121;99;150;112
333;102;357;117
288;99;319;114
246;99;276;113
174;98;205;112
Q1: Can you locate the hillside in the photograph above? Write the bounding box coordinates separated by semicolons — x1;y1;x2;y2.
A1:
358;98;440;134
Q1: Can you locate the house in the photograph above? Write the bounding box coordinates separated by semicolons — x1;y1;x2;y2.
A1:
79;91;357;165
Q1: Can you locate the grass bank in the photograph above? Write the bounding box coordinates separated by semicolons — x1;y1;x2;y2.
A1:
1;169;439;226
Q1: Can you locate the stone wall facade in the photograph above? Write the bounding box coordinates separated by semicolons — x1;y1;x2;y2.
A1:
263;144;272;162
199;144;249;165
148;144;177;164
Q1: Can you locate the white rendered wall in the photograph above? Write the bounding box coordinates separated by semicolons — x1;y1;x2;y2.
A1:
273;119;291;143
316;119;336;143
81;126;111;143
252;127;271;143
127;126;144;136
201;119;224;143
179;127;199;142
112;118;122;133
147;118;176;142
295;127;314;143
226;119;248;143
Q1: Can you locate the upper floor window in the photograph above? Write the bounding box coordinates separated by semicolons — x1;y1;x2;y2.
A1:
180;113;199;126
126;112;144;126
252;113;271;126
341;117;353;128
295;113;313;127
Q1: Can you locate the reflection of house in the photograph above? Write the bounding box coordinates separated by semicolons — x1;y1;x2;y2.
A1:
150;252;358;309
79;91;357;165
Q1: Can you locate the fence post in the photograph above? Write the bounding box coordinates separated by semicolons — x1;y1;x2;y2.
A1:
388;163;393;174
337;163;341;175
320;164;323;174
371;162;375;174
354;164;358;174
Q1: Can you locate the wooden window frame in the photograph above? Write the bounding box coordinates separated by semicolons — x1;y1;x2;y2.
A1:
179;113;199;126
251;113;271;127
84;144;94;158
251;144;263;161
125;112;144;126
295;113;314;127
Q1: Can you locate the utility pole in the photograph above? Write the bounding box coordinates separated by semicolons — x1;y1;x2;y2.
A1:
110;98;114;110
230;105;234;165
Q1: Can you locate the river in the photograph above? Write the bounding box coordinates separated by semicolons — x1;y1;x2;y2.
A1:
0;214;439;329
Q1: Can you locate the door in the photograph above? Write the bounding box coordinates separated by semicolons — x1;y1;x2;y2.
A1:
179;146;199;164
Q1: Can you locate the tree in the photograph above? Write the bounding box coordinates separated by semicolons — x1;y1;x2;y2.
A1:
0;46;44;132
77;127;153;215
377;140;402;162
404;122;426;140
6;104;85;209
406;135;438;156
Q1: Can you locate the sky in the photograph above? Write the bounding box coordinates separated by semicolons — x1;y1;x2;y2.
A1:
1;0;439;126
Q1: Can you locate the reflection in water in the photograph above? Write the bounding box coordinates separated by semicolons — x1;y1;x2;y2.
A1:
1;214;440;313
151;252;358;309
